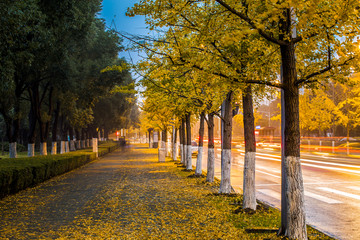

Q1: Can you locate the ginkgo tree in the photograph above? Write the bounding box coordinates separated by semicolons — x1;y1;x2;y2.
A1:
210;1;360;239
299;88;339;136
128;0;280;213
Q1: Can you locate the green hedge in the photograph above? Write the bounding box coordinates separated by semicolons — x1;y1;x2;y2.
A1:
0;141;120;199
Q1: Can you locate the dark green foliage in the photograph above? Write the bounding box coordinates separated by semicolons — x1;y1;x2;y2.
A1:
0;142;26;152
0;141;119;199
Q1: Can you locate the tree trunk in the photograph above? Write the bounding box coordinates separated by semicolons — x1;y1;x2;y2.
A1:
220;91;233;194
206;113;215;183
9;142;17;158
104;127;109;140
164;128;169;157
185;113;192;170
39;120;47;156
6;117;20;159
40;142;47;155
27;106;37;157
88;130;92;147
171;126;174;159
195;112;205;176
242;86;257;210
148;129;152;148
75;129;81;149
279;22;307;239
173;128;178;161
159;130;166;162
51;142;57;155
39;86;53;156
65;125;70;153
51;102;60;155
180;118;186;165
81;129;86;149
69;126;76;151
2;136;4;156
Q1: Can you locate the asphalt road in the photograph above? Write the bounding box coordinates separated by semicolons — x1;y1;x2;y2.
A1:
196;145;360;240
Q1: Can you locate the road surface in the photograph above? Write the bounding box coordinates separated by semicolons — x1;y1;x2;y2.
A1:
196;145;360;240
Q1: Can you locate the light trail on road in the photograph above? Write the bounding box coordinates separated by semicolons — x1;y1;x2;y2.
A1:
197;146;360;240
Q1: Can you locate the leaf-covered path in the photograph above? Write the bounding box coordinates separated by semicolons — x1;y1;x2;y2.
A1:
0;144;240;239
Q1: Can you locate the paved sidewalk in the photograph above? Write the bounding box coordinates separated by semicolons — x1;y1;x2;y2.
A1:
0;144;247;239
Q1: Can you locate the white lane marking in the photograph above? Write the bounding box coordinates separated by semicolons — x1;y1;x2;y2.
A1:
318;187;360;201
301;158;360;169
264;148;275;151
302;162;360;175
256;155;360;175
347;186;360;191
301;153;359;162
258;189;342;204
256;184;281;186
257;170;280;179
256;155;281;162
256;165;280;174
256;152;360;169
305;191;342;204
258;189;281;199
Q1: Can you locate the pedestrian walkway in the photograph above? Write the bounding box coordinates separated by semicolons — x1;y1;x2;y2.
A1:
0;144;331;239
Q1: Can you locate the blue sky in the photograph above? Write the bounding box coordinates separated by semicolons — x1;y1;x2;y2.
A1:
99;0;147;63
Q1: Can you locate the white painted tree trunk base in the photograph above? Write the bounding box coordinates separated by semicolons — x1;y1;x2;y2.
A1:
177;143;181;158
60;141;66;154
219;149;232;194
92;138;98;158
158;148;166;162
195;146;203;175
172;143;177;161
285;156;307;240
186;145;192;170
70;140;76;151
166;142;169;157
89;139;92;147
65;141;70;153
243;152;256;210
81;140;86;149
28;143;35;157
86;139;90;148
51;142;57;155
9;142;17;158
206;148;215;182
76;140;81;149
40;142;47;155
180;144;184;164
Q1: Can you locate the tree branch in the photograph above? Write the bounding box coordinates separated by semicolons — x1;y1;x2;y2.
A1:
214;0;287;45
296;57;355;86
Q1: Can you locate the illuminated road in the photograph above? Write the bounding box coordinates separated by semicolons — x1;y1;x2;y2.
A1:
197;146;360;240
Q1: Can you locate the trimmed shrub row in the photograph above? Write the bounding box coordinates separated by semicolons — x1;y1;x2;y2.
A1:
0;141;120;199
